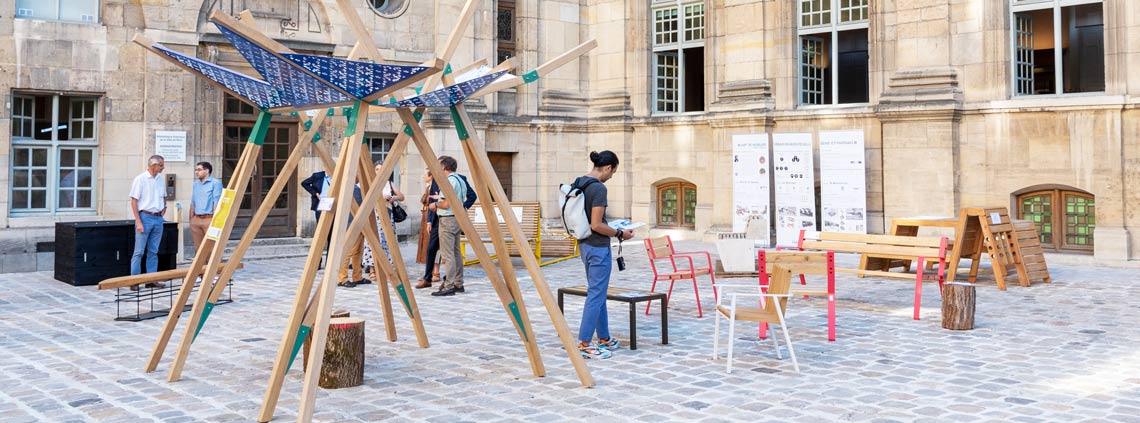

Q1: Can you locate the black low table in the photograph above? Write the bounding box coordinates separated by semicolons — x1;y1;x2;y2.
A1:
557;286;668;350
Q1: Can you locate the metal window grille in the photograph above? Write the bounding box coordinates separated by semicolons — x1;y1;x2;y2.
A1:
1014;14;1035;95
655;53;679;113
800;0;831;27
800;37;826;105
839;0;868;23
683;4;704;42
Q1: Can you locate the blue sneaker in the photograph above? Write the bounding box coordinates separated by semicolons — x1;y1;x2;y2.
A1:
597;337;622;351
579;343;612;359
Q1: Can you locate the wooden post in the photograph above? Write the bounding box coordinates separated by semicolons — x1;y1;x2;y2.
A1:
317;317;365;389
941;282;976;330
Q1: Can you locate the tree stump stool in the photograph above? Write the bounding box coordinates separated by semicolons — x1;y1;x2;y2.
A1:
302;310;350;372
941;282;976;330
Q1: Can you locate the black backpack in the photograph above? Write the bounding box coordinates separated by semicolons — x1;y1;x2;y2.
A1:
456;174;477;209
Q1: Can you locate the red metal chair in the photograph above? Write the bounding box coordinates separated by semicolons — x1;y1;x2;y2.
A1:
643;236;717;317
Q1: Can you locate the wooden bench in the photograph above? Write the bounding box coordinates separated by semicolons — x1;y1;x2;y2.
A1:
459;201;579;266
98;262;242;321
557;286;668;350
792;230;948;320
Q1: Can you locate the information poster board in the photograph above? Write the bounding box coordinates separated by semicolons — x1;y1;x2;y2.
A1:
205;189;236;241
772;133;816;246
820;130;867;233
731;134;771;245
155;131;187;162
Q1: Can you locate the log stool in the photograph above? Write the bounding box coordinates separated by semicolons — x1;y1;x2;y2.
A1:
941;282;976;330
301;312;365;389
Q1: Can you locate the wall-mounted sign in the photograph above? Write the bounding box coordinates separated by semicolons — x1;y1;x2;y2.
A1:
155;130;187;162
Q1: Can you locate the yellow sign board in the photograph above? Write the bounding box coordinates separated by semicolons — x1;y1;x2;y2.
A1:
205;189;236;241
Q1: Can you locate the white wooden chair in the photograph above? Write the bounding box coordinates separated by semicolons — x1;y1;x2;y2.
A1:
712;264;799;373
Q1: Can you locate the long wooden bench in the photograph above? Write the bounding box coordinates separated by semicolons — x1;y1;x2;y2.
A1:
792;230;948;320
459;201;579;266
98;261;243;290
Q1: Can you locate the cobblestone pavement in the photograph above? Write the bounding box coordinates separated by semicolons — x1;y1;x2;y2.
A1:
1;239;1138;423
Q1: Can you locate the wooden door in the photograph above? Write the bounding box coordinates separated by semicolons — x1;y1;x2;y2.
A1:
488;152;514;201
222;122;298;239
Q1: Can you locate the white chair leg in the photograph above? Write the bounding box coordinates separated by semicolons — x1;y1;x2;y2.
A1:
712;310;721;360
726;313;736;373
770;324;782;359
774;304;800;373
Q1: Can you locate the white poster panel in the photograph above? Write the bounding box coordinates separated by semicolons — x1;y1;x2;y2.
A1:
820;130;867;233
155;130;187;162
772;133;816;246
731;134;771;246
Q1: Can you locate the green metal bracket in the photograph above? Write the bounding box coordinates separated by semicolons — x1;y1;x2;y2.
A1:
192;302;216;342
395;284;413;319
389;97;397;104
326;108;335;117
448;106;470;141
312;133;322;143
444;63;452;75
285;325;312;373
248;111;272;145
415;86;423;95
522;70;540;84
290;111;299;117
344;101;362;137
303;119;312;130
402;110;426;137
508;301;528;342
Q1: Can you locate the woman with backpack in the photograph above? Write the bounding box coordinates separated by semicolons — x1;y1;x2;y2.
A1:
574;150;632;359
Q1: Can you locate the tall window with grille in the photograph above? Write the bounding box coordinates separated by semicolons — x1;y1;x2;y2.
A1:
365;133;399;186
1011;0;1104;96
652;0;705;113
9;93;99;214
798;0;869;106
1016;189;1095;252
656;181;696;228
496;0;517;64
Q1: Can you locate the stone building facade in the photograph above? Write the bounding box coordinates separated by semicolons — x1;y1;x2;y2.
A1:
0;0;1136;272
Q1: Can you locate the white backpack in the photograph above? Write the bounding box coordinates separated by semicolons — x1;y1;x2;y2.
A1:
559;180;599;240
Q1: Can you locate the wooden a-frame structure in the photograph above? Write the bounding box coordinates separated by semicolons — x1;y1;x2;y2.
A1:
133;1;599;422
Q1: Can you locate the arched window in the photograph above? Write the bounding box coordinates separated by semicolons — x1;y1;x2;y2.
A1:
656;181;696;228
1016;189;1095;252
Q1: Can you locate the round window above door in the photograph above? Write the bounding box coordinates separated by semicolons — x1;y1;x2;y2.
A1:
369;0;409;18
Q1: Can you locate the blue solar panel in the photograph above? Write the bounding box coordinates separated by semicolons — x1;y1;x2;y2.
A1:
382;71;508;108
281;54;433;100
213;23;353;108
152;44;286;110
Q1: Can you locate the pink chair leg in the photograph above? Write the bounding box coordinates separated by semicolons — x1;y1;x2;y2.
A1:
828;293;836;341
644;279;659;315
691;276;703;318
800;274;808;299
666;281;676;310
913;258;925;320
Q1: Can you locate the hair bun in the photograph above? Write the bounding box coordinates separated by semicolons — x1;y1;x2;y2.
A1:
589;151;600;161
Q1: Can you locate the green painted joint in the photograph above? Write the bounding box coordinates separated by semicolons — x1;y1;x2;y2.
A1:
395;284;413;319
522;70;540;83
389;97;397;104
344;101;362;137
414;85;423;95
285;325;312;373
290;111;299;117
192;302;216;342
370;99;380;106
401;111;426;137
326;108;335;117
303;120;312;130
508;301;528;342
248;111;272;145
443;63;452;75
448;106;470;141
312;132;322;143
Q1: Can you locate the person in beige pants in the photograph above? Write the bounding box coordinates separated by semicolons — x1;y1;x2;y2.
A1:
189;161;222;254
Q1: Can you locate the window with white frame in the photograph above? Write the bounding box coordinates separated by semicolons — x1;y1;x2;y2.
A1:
1011;0;1104;96
15;0;99;23
798;0;869;106
10;93;100;213
652;0;705;113
365;133;399;185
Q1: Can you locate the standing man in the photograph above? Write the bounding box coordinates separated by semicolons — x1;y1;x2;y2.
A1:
189;161;223;254
300;170;327;222
130;155;168;288
430;156;467;297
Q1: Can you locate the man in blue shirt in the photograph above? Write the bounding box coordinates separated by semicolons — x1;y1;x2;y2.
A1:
430;156;468;297
189;161;223;254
